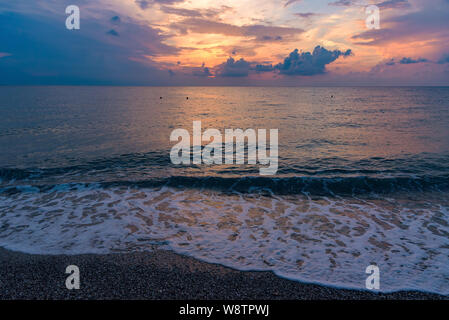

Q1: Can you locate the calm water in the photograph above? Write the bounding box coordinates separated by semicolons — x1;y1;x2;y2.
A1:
0;86;448;294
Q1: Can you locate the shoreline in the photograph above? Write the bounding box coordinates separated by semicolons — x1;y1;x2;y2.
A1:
0;247;446;300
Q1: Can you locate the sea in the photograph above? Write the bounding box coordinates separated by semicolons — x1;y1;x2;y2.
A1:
0;86;448;295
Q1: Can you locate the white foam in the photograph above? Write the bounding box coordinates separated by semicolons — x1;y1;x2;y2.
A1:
0;185;448;295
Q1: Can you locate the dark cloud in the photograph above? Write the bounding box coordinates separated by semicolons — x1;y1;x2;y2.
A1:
170;18;304;42
212;46;352;78
202;6;235;18
0;10;176;85
399;57;428;64
106;29;119;36
275;46;352;76
377;56;430;67
254;64;274;73
110;16;121;25
216;57;251;77
352;29;389;46
135;0;185;10
244;24;303;41
159;5;230;18
294;12;318;18
352;2;449;46
160;6;202;17
377;0;410;9
438;54;449;64
284;0;302;7
192;66;212;77
261;35;283;41
135;0;151;10
328;0;355;6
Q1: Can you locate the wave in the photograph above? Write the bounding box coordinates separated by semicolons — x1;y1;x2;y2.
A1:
2;152;448;182
1;171;448;295
1;173;449;196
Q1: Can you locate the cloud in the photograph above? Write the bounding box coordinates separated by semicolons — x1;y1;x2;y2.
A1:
159;5;231;18
399;57;428;64
106;29;119;36
352;1;449;46
170;18;304;42
328;0;357;6
438;54;449;64
260;35;283;42
377;0;410;9
110;16;121;25
2;0;447;85
0;9;176;85
275;46;352;76
380;57;429;66
284;0;302;7
219;44;261;57
216;57;251;77
135;0;151;10
135;0;185;10
254;64;274;73
212;46;352;77
192;66;212;77
329;0;409;8
294;12;318;18
160;5;202;17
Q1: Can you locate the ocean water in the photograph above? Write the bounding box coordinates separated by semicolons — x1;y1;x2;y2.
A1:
0;86;448;295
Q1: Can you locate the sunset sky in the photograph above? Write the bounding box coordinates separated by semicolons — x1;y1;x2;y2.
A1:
1;0;449;85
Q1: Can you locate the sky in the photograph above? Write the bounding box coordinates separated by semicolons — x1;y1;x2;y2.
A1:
1;0;449;85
